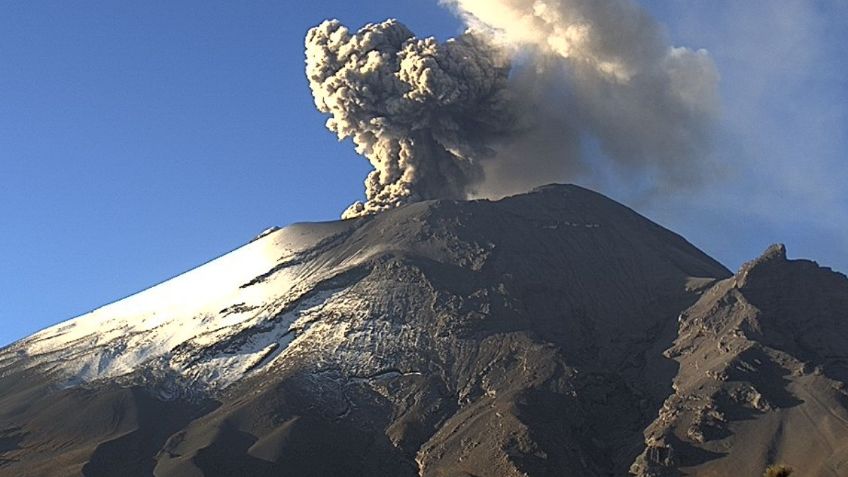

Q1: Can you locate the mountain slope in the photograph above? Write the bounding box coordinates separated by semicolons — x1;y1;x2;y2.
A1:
1;185;844;476
0;221;355;391
632;244;848;477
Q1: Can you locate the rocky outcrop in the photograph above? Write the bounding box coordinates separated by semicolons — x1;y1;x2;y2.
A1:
632;244;848;476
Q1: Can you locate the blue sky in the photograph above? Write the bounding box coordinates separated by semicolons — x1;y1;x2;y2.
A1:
1;1;846;346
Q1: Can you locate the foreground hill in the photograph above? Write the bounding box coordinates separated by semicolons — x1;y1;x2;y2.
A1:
0;185;845;476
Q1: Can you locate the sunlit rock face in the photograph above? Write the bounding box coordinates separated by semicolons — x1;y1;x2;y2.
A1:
1;185;846;477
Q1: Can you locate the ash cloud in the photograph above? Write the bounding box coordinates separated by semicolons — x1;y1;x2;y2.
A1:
305;19;514;218
306;0;719;217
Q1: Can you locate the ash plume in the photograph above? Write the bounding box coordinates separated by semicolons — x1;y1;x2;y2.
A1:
306;0;719;217
305;20;514;218
447;0;720;198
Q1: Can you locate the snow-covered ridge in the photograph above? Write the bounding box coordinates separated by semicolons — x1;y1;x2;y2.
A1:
0;220;359;390
0;184;728;395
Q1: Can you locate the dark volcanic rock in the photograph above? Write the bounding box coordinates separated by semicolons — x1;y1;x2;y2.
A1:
2;185;844;476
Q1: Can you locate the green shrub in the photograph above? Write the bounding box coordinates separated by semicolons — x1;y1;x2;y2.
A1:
763;464;792;477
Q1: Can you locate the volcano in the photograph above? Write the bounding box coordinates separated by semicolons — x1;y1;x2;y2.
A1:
1;185;846;476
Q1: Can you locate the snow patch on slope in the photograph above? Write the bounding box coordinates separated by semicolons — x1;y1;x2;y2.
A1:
1;221;359;390
176;287;353;389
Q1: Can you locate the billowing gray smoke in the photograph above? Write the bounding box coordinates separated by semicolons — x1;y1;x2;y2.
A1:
306;0;719;217
448;0;720;198
305;20;514;218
